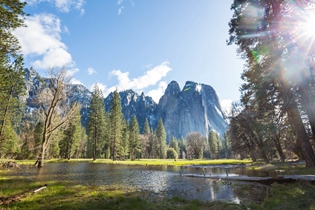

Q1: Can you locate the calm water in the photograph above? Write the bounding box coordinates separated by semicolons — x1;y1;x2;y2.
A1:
8;163;269;203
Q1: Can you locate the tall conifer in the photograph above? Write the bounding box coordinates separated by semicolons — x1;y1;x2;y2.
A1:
129;115;140;160
156;118;166;159
87;84;106;160
109;89;123;161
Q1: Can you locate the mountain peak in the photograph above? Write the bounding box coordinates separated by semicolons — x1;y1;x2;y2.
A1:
164;80;180;95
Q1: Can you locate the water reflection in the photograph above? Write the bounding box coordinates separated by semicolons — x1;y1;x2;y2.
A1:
8;163;269;203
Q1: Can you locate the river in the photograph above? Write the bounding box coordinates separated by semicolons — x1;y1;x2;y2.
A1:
6;162;269;204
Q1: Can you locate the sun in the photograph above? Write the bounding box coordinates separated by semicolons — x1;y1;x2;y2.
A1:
301;12;315;38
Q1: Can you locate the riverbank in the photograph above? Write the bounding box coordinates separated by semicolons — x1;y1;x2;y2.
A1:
0;175;243;210
248;161;315;175
1;173;315;210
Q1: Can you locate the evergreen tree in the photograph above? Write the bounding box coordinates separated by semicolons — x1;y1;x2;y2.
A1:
178;138;187;159
109;89;123;160
0;120;19;158
143;118;150;135
34;121;44;158
129;115;141;160
121;119;129;159
156;118;166;159
0;1;27;154
208;130;219;159
59;103;82;160
0;0;26;58
223;131;231;159
87;84;106;160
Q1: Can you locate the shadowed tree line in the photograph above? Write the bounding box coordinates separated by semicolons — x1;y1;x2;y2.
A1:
228;0;315;166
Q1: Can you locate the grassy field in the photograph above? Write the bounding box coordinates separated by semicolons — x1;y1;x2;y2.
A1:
5;158;253;167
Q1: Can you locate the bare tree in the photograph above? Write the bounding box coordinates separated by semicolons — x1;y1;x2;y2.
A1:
34;67;78;167
186;132;206;159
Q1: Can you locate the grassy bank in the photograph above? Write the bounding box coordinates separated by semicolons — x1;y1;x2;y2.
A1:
3;158;253;167
248;161;315;175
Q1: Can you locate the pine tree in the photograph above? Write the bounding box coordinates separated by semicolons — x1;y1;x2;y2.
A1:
178;138;187;159
129;115;141;160
143;118;150;135
223;131;231;159
0;0;27;58
59;103;82;160
34;121;44;158
0;120;19;158
208;130;218;159
0;57;25;154
121;119;129;159
0;1;27;153
87;84;106;160
109;89;123;161
156;118;166;159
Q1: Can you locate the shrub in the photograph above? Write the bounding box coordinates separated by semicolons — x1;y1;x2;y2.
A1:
167;148;178;159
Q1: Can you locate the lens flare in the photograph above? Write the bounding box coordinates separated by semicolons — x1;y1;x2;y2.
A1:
300;12;315;38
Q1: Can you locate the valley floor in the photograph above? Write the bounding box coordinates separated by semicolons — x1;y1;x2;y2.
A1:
1;159;315;209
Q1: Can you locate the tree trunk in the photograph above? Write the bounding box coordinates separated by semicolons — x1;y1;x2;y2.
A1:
298;83;315;142
35;142;46;167
0;85;14;140
272;136;286;162
286;98;315;167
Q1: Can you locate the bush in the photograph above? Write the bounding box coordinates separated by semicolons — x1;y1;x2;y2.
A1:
167;148;178;159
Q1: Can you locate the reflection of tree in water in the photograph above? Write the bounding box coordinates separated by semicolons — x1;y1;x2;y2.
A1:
231;183;270;205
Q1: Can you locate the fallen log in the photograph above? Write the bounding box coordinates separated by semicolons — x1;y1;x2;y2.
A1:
0;184;48;206
33;184;47;193
181;174;315;185
2;161;20;168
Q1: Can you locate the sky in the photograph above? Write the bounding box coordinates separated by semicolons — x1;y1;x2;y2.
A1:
14;0;245;111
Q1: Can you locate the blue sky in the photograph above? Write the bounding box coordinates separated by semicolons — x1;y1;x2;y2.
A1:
15;0;244;111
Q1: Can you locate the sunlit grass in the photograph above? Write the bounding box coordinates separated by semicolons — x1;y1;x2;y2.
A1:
2;158;252;166
247;161;315;175
73;158;252;166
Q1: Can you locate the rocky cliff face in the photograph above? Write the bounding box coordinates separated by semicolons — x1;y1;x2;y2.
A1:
156;81;228;141
22;68;92;125
22;68;228;141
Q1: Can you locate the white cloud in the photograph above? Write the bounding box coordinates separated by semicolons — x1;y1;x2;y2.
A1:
109;61;172;91
118;6;124;15
147;81;168;103
63;26;70;34
90;62;171;100
70;78;83;85
24;0;85;13
220;99;232;115
66;68;79;77
13;13;73;69
87;67;97;75
117;0;123;4
90;83;114;97
80;8;85;16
